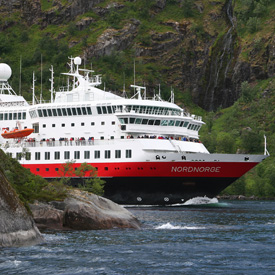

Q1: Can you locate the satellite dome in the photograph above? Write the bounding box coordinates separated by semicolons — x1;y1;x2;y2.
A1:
0;63;12;81
74;57;82;65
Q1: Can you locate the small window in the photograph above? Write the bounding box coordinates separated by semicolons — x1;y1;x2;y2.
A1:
87;107;92;115
154;120;161;126
42;109;48;117
71;123;75;127
107;106;112;114
130;118;135;124
121;136;124;139
72;108;77;115
81;122;85;126
84;151;90;159
16;153;22;160
43;124;46;128
101;122;105;125
115;150;121;158
105;150;111;159
142;119;148;125
45;152;50;160
126;149;132;158
35;152;40;160
67;108;72;116
62;123;65;127
55;168;59;171
64;151;70;159
52;109;57;116
102;106;107;114
97;106;102;114
112;121;115;125
52;124;55;128
74;151;80;159
48;109;52;117
95;150;100;159
168;120;175;126
36;168;40;172
26;152;31;160
135;118;142;124
46;168;49;172
57;109;62;116
62;108;67;116
77;107;82;115
91;122;95;126
82;107;87;115
55;151;60;160
100;136;104;140
104;167;108;171
110;136;114;139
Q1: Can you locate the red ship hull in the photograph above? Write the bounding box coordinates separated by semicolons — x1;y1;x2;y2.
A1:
22;160;259;205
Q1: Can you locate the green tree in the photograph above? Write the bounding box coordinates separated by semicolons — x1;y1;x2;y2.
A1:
246;17;260;33
216;132;235;153
181;0;194;17
240;130;262;153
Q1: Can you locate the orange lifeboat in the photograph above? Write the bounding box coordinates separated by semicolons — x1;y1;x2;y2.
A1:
1;128;34;139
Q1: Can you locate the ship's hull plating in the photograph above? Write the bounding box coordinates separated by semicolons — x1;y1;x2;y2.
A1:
22;160;262;205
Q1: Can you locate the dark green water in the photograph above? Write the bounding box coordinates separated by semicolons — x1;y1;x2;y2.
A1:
0;200;274;274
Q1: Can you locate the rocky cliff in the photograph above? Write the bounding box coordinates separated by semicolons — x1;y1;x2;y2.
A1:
0;0;274;111
30;189;141;230
0;168;43;247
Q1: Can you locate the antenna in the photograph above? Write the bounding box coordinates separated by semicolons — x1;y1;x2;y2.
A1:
19;55;22;96
32;72;36;105
40;54;43;103
264;135;270;156
171;87;174;103
49;65;54;103
134;59;136;86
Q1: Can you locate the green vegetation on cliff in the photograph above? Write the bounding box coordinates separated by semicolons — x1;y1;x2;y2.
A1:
200;78;275;198
0;0;274;197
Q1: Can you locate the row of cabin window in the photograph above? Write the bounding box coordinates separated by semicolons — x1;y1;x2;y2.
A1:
118;117;200;131
42;121;116;128
0;112;26;121
123;105;181;116
30;107;93;118
15;149;132;161
29;105;181;119
97;105;180;116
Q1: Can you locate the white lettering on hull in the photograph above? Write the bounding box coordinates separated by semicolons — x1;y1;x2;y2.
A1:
171;166;221;173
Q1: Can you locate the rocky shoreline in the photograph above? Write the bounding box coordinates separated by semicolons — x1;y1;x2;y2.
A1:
29;189;141;231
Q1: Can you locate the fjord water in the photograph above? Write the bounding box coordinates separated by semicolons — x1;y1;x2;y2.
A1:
1;199;274;274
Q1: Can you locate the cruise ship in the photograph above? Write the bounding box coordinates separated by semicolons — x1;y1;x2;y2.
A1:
0;57;268;205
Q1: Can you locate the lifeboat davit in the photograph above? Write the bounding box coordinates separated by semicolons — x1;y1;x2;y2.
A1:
1;128;34;139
